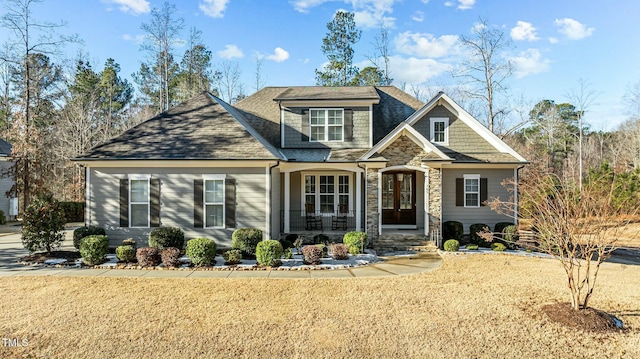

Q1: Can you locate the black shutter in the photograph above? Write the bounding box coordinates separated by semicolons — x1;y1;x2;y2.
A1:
301;109;309;141
344;109;353;141
119;179;129;227
455;178;464;207
225;178;236;228
150;178;161;227
194;179;203;228
480;178;488;206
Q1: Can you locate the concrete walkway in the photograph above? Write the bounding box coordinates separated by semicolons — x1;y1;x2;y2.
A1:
0;229;443;279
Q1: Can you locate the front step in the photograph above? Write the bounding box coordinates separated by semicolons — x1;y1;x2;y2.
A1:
374;235;439;254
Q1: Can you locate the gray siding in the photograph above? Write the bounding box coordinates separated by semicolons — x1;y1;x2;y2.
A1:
441;168;515;233
282;107;370;149
0;161;13;220
89;167;268;248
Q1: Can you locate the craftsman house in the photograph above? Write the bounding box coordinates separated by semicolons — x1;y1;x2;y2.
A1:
75;86;527;248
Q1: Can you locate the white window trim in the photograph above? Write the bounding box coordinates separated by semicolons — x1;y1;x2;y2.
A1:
203;174;226;229
463;174;481;208
430;117;449;145
128;174;151;228
309;108;344;142
301;172;353;216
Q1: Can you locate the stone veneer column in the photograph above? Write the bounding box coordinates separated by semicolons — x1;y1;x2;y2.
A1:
365;168;379;241
428;168;442;235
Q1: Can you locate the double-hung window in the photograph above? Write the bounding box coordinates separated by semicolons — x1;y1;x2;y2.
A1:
304;174;350;213
310;109;343;142
129;175;150;227
430;117;449;145
463;174;480;208
204;175;225;228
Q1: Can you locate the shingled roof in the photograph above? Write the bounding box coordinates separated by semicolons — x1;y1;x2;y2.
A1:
77;92;282;161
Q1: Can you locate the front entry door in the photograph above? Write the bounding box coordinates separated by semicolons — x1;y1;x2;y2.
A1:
381;171;416;225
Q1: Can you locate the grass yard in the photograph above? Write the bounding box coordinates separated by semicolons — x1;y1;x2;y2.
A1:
1;255;639;358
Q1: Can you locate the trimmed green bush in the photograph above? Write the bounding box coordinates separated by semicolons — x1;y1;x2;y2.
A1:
494;222;514;234
80;235;109;265
443;239;460;252
149;227;185;249
465;244;479;250
280;234;297;249
136;247;161;267
223;249;243;265
283;248;293;260
313;234;329;245
231;228;263;257
469;223;490;247
256;240;283;267
122;238;137;248
186;238;217;267
22;194;66;254
442;221;464;243
161;247;181;267
0;210;6;225
302;245;322;265
330;243;349;260
491;242;507;251
315;243;328;258
343;231;367;255
73;226;106;250
115;245;136;262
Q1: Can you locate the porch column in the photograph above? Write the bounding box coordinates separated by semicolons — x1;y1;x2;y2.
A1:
284;171;290;233
355;170;362;231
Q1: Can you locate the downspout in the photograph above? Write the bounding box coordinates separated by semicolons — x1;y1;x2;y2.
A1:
267;160;281;240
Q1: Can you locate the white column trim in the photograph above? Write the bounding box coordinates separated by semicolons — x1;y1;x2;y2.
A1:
514;167;519;226
284;171;291;233
85;167;91;227
377;171;382;236
355;171;362;231
424;169;429;237
265;165;271;240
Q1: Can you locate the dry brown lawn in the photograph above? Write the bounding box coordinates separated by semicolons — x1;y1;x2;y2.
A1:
1;255;639;358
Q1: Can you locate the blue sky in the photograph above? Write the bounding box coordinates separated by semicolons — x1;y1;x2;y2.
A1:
7;0;640;130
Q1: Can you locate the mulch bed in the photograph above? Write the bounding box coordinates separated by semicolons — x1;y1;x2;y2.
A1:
20;251;82;263
542;303;624;332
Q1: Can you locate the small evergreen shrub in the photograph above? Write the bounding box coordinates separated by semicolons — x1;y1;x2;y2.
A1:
73;226;106;250
80;235;109;265
136;247;161;267
442;221;464;243
343;231;367;255
313;234;329;245
491;242;507;252
465;244;479;251
186;238;216;267
223;249;243;265
494;222;514;234
280;234;297;249
122;238;137;249
149;227;185;249
256;240;283;267
315;243;328;257
302;245;322;265
502;225;519;248
283;248;293;259
115;245;136;262
330;243;349;260
469;223;490;246
161;247;181;267
0;210;6;225
231;228;263;257
22;194;66;254
443;239;460;252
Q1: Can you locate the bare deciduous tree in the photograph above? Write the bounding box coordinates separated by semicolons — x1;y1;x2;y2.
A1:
214;60;243;104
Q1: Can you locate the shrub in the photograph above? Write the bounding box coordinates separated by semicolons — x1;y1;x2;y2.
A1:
313;234;329;245
283;248;293;259
73;226;106;250
0;210;6;225
231;228;263;257
149;227;185;249
315;243;329;257
186;238;216;267
223;249;243;265
443;239;460;252
330;243;349;260
343;231;367;255
256;240;283;267
280;234;297;249
302;245;322;265
491;242;507;252
80;235;109;265
22;194;66;254
136;247;161;267
465;244;479;250
502;225;519;248
293;237;304;254
59;201;85;222
494;222;514;234
161;247;181;267
469;223;490;246
115;245;136;262
442;221;464;243
122;238;137;249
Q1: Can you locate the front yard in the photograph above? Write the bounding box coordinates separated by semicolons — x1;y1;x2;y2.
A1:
0;254;639;358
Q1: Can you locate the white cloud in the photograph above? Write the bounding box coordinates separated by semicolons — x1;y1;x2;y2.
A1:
548;37;558;44
122;33;146;44
217;44;244;59
354;10;395;29
555;18;594;40
509;48;550;78
395;32;458;58
291;0;329;13
104;0;150;15
445;0;475;10
265;47;290;62
510;21;539;41
292;0;397;28
389;55;451;83
412;11;425;22
199;0;229;18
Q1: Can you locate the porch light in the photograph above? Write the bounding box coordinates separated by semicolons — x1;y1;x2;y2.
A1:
396;173;404;182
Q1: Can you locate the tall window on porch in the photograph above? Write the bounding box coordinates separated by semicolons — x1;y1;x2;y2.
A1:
304;174;349;213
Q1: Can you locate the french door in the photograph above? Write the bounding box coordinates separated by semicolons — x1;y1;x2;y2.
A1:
381;171;416;225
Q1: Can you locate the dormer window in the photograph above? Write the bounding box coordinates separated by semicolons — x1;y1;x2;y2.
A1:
310;109;343;142
430;117;449;145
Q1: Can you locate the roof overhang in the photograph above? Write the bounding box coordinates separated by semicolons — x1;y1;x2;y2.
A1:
74;159;280;168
